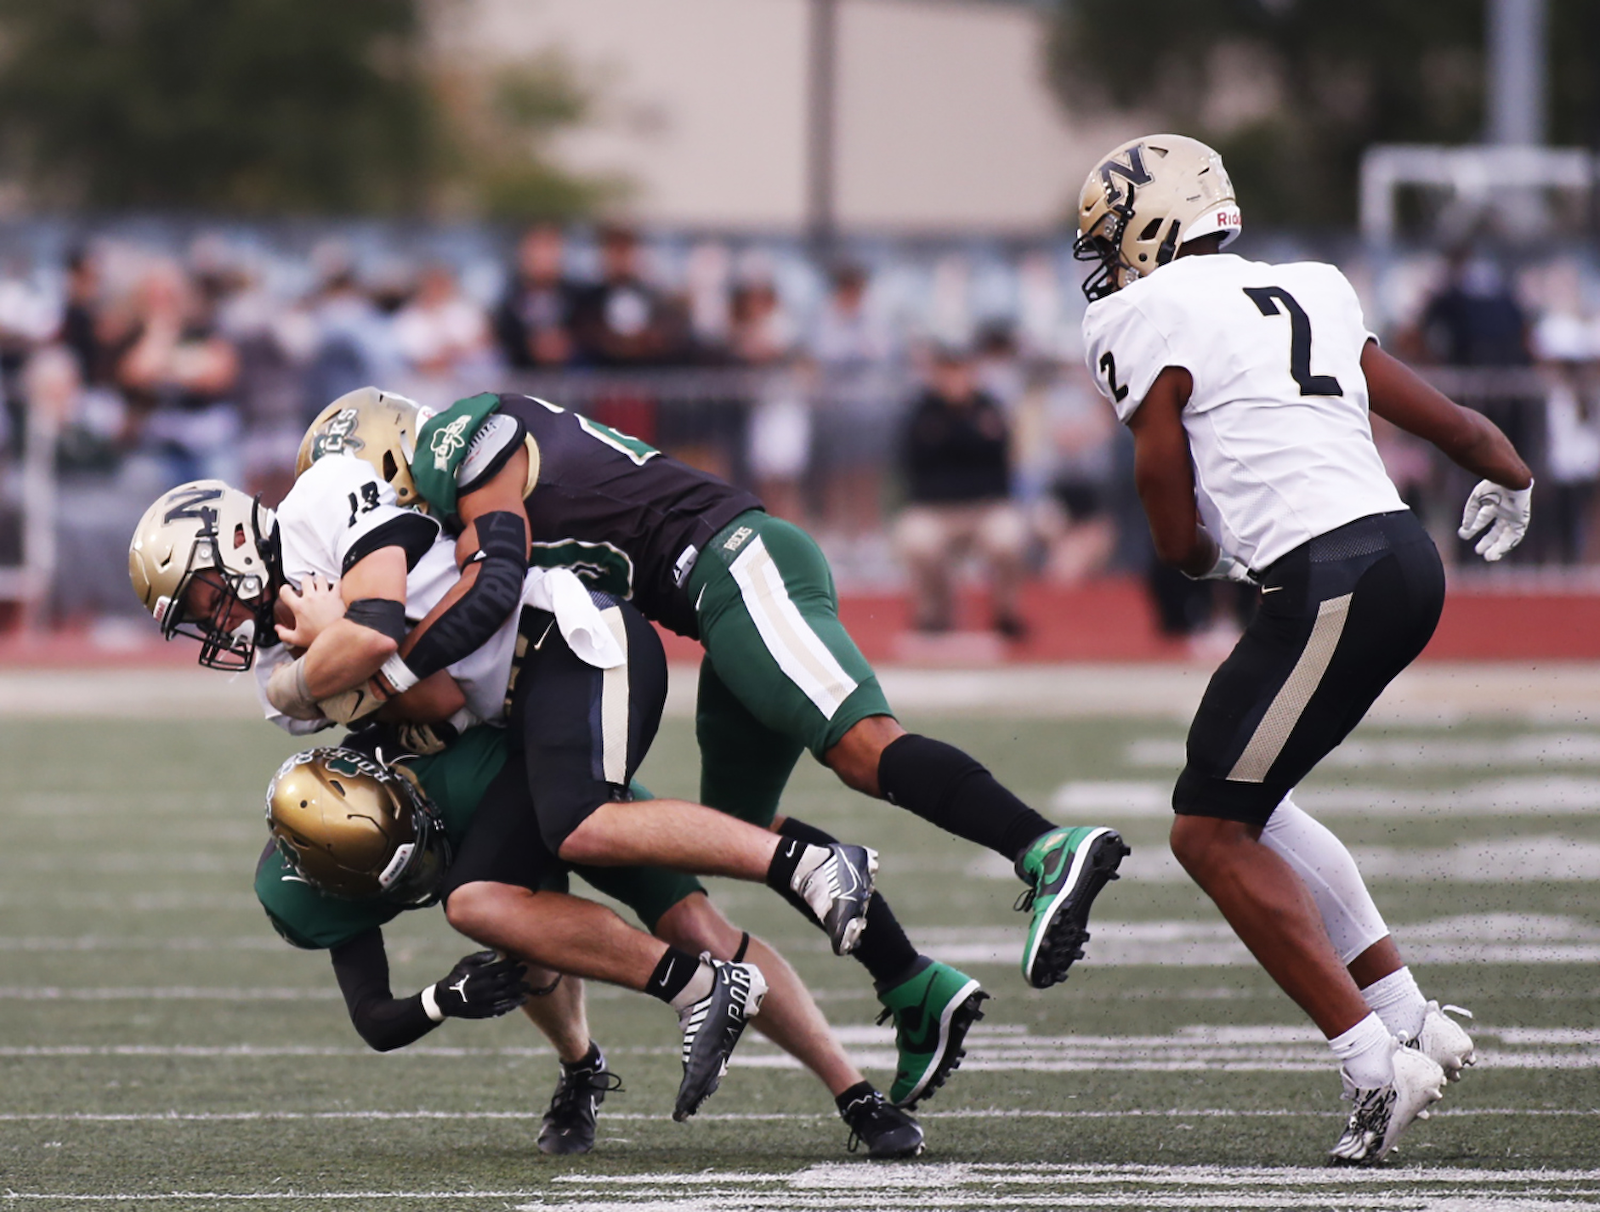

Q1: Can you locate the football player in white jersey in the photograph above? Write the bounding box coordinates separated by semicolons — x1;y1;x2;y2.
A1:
128;470;932;1147
1077;134;1533;1165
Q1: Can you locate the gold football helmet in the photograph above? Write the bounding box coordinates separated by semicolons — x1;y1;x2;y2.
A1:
1073;134;1241;300
266;747;451;905
129;481;280;670
296;387;429;506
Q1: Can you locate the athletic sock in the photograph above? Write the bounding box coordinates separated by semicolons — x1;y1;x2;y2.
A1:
764;835;811;894
1329;1012;1397;1089
834;1080;877;1114
562;1040;603;1072
779;817;921;984
646;946;703;1007
877;734;1056;862
1361;967;1428;1042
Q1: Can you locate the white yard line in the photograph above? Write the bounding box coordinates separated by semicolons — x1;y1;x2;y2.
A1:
6;662;1600;721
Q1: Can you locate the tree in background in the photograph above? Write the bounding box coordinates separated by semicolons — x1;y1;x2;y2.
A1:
1047;0;1600;228
0;0;611;218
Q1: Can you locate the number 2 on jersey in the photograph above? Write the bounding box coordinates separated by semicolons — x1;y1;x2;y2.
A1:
1242;286;1342;397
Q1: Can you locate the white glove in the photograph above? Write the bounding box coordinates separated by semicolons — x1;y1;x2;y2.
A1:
318;681;386;725
1458;479;1532;562
1187;549;1257;584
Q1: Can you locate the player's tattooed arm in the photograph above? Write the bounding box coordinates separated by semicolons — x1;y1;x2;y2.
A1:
1362;341;1532;490
1127;366;1221;577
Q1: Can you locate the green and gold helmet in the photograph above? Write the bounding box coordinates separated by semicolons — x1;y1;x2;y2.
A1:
128;481;280;670
265;747;451;906
296;387;429;507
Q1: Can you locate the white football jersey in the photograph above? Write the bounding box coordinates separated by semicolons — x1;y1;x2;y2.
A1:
253;454;518;730
1083;253;1405;571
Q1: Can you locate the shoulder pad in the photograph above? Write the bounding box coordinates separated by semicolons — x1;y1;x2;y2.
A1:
458;413;527;497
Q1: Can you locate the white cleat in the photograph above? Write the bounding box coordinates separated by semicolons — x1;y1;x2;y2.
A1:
1327;1046;1446;1166
1404;1001;1476;1083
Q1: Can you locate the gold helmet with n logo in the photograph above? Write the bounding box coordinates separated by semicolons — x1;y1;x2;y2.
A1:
297;387;429;506
1074;134;1241;301
266;747;451;905
128;480;280;670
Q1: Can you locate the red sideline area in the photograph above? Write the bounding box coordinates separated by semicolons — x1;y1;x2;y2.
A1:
6;574;1587;669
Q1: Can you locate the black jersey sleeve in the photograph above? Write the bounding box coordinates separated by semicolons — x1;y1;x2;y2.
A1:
329;928;439;1052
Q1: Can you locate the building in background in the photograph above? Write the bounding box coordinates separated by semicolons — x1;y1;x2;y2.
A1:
430;0;1143;235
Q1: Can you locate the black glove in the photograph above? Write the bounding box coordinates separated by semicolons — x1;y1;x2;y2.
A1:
426;951;529;1020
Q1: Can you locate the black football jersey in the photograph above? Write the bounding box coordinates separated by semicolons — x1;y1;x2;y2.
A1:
496;394;763;638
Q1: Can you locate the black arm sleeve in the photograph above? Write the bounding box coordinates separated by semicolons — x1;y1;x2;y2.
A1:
404;511;530;680
329;928;439;1053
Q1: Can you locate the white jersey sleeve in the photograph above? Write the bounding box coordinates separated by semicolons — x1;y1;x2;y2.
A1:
1082;292;1179;424
275;455;440;586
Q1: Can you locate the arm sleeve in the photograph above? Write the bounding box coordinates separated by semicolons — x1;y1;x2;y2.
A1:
329;928;440;1053
403;510;530;680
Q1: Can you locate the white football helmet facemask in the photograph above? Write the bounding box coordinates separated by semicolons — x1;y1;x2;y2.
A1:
129;481;281;670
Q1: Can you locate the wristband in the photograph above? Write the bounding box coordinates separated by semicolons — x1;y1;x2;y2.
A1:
420;983;445;1023
380;653;419;694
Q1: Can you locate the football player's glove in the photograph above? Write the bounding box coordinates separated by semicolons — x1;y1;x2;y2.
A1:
1458;479;1532;562
423;951;529;1021
129;481;280;670
1073;134;1241;301
1195;550;1257;584
265;747;451;905
298;387;428;505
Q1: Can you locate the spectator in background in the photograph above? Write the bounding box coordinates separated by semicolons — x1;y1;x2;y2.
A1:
0;259;58;458
115;261;241;487
392;261;494;401
1404;245;1535;494
809;263;898;549
302;246;399;419
1533;311;1600;564
494;223;579;369
893;344;1028;639
570;225;678;367
732;273;810;523
60;247;114;389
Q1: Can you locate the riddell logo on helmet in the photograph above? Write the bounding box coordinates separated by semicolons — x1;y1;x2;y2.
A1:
1218;209;1241;228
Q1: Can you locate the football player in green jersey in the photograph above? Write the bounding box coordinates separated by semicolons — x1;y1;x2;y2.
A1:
297;387;1132;1108
256;727;925;1158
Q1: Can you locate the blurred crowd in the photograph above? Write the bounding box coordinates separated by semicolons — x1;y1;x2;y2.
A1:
0;221;1596;632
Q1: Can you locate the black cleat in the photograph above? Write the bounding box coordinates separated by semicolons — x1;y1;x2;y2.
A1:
538;1045;623;1156
841;1088;926;1159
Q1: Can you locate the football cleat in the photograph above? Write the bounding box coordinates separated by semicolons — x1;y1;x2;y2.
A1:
673;957;768;1122
1014;826;1129;989
1327;1046;1446;1166
841;1088;926;1159
876;959;988;1108
1403;1001;1476;1083
792;843;878;956
538;1046;623;1156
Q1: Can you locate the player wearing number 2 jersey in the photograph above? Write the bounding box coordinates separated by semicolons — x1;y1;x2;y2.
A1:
1077;134;1533;1165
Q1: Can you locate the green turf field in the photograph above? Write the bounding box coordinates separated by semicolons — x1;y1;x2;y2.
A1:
2;709;1597;1210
